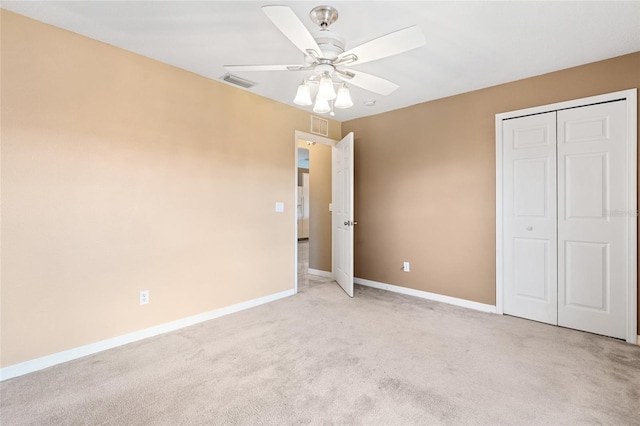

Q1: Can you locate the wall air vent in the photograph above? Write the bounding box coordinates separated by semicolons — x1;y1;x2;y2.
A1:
310;116;329;137
221;73;257;89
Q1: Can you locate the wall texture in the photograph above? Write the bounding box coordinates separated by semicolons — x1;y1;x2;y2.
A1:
343;52;640;330
0;10;340;367
308;142;332;273
296;140;331;273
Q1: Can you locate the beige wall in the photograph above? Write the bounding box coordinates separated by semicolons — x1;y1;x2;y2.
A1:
0;10;340;367
343;52;640;330
296;141;332;273
308;142;332;272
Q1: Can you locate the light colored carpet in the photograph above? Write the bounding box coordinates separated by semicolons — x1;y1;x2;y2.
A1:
1;272;639;424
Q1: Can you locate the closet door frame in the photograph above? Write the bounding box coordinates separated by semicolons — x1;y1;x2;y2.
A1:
496;88;637;344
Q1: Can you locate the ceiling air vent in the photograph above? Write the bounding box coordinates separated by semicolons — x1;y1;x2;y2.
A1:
221;73;257;89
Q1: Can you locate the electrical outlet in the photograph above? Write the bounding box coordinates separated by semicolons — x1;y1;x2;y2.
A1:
403;262;410;272
140;290;149;305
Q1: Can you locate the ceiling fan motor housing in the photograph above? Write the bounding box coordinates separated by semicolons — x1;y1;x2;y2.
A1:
312;30;345;60
309;5;344;60
309;5;339;28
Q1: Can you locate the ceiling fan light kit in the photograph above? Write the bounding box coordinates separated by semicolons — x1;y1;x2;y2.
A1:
224;5;426;115
293;82;312;106
318;74;337;100
313;97;331;114
294;76;353;113
334;84;354;109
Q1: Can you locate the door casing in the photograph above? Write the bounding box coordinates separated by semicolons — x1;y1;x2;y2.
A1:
293;130;337;294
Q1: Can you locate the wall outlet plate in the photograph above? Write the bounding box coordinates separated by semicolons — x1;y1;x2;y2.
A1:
403;262;410;272
140;290;149;305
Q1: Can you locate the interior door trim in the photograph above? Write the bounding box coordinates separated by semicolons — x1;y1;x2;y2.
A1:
495;88;637;344
293;130;337;295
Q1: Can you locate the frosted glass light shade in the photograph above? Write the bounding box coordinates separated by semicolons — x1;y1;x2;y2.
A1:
313;97;331;114
334;85;353;109
317;75;337;100
293;83;312;106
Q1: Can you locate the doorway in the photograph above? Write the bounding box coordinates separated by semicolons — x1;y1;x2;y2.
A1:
294;131;337;294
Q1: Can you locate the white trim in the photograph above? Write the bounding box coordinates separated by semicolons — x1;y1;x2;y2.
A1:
308;268;332;278
295;130;337;147
495;89;636;120
293;131;299;294
0;288;295;381
495;113;505;315
626;90;638;345
495;88;637;344
355;277;497;314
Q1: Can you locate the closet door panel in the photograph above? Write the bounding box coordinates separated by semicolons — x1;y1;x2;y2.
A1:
564;153;608;220
503;112;557;324
557;100;627;339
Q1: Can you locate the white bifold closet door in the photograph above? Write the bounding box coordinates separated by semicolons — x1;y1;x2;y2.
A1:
503;111;558;325
503;100;628;339
557;101;628;339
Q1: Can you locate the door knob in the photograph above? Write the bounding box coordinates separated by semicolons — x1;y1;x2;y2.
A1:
344;221;349;226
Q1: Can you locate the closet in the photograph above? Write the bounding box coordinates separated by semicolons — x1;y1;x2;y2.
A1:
496;90;637;342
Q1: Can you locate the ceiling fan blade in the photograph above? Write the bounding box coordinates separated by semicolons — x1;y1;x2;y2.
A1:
338;26;425;65
262;5;322;57
338;70;399;96
225;64;307;72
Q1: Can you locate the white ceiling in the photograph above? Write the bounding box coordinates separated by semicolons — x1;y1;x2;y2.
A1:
3;1;639;122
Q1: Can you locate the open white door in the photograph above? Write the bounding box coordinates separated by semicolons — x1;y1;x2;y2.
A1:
332;132;354;297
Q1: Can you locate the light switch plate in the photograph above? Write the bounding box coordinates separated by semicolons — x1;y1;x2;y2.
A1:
140;290;149;305
275;202;284;213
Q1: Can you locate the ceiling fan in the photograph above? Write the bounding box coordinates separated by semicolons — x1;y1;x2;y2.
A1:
224;5;426;113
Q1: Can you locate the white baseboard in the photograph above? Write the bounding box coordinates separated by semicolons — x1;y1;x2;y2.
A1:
308;268;332;279
354;277;497;314
0;288;296;381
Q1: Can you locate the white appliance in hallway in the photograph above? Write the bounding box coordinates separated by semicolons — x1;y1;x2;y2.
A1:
497;90;637;342
297;172;309;239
